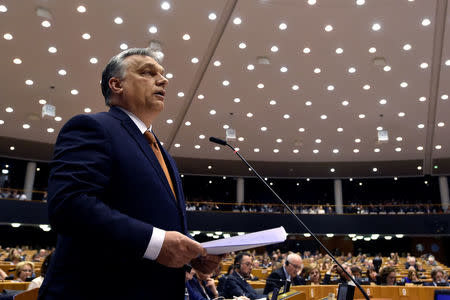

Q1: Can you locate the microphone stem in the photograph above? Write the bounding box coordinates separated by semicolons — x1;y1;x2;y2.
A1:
227;144;370;300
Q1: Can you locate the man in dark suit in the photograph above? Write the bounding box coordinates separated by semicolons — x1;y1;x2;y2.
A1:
223;252;261;299
38;48;220;300
263;253;306;294
424;267;449;286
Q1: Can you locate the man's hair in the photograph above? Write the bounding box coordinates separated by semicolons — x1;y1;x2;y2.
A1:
286;253;301;265
234;252;251;267
100;48;159;106
431;267;444;280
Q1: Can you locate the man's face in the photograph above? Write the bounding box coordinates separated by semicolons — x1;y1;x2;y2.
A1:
435;271;444;283
114;55;168;120
238;255;253;277
286;257;303;278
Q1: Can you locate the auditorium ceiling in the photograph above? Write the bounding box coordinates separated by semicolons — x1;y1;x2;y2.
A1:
0;0;450;178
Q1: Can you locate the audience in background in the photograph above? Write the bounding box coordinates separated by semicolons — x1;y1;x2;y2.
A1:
379;266;397;286
424;267;450;286
223;252;261;299
263;253;306;294
14;261;34;282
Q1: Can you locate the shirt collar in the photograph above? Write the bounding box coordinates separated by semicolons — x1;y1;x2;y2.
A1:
283;266;291;281
117;106;152;134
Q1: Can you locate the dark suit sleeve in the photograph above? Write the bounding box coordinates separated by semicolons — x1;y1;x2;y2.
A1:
263;271;283;294
322;274;332;285
224;276;245;299
47;115;154;258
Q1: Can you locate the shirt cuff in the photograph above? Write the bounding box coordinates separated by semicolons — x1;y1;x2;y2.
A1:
143;227;166;260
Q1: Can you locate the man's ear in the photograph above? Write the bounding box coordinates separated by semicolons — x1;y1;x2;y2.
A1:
109;77;123;95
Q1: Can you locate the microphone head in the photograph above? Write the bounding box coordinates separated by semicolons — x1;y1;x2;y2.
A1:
209;136;227;146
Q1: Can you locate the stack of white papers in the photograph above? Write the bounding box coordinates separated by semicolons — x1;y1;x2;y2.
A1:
201;226;287;255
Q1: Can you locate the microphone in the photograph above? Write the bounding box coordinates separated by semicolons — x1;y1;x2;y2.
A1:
209;137;370;300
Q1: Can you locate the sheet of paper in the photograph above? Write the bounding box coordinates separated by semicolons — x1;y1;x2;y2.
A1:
201;226;287;255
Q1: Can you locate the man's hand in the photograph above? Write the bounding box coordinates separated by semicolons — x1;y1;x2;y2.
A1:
191;254;224;274
156;231;206;268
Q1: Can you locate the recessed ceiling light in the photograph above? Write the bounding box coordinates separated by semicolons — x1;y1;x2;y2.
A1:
149;26;158;34
13;58;22;64
417;166;422;170
0;5;7;12
315;139;322;143
372;23;381;31
208;13;217;20
276;138;283;143
369;47;377;53
166;119;173;124
292;85;299;90
191;57;199;63
199;134;205;139
120;43;128;50
3;33;13;40
313;149;319;154
177;92;184;97
10;146;15;151
299;128;305;132
307;0;317;5
400;82;408;88
358;114;365;119
396;136;403;141
421;18;431;26
254;148;260;152
337;127;343;132
271;45;279;52
383;65;391;72
25;79;34;85
238;137;245;141
379;99;387;105
58;69;67;76
377;126;383;131
403;44;412;51
342;100;349;106
303;47;311;54
418;124;425;129
261;126;267;131
47;128;54;133
348;67;356;73
246;112;253;118
417;146;423;151
166;73;173;79
373;167;378;172
82;33;91;40
233;17;242;25
71;89;78;95
398;112;405;117
283;114;290;119
445;59;450;66
247;64;255;70
355;138;361;143
183;34;191;40
374;148;380;152
435;145;442;150
293;149;299;153
161;1;171;10
333;149;339;153
419;96;426;102
356;0;365;5
441;94;448;100
320;114;327;119
114;17;123;24
209;110;216;115
41;20;51;28
314;68;321;74
77;5;86;13
39;99;47;104
55;116;62;121
330;168;335;173
185;121;191;126
305;101;312;106
335;48;343;54
327;85;334;91
222;80;230;86
324;25;333;32
437;122;445;127
420;62;428;69
194;145;200;149
273;149;279;153
353;149;359;153
48;46;57;53
279;23;287;30
280;66;288;72
363;84;370;90
395;147;402;152
197;94;205;100
238;42;246;49
84;108;91;113
22;124;30;129
213;60;221;67
89;57;98;64
257;83;264;89
233;97;240;103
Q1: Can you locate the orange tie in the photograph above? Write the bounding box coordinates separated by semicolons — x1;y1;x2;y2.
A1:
144;131;177;201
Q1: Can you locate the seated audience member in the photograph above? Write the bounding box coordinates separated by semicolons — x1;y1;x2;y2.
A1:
379;266;396;286
404;256;417;270
0;268;7;281
372;254;382;272
28;252;52;290
427;255;437;266
415;262;425;272
223;252;261;299
424;267;450;286
217;265;234;296
403;268;419;284
366;268;379;285
306;266;322;285
323;264;354;285
186;268;219;300
263;253;306;294
351;266;369;285
14;261;34;282
4;248;21;262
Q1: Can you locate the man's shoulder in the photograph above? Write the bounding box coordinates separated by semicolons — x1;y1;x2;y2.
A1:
268;268;284;278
